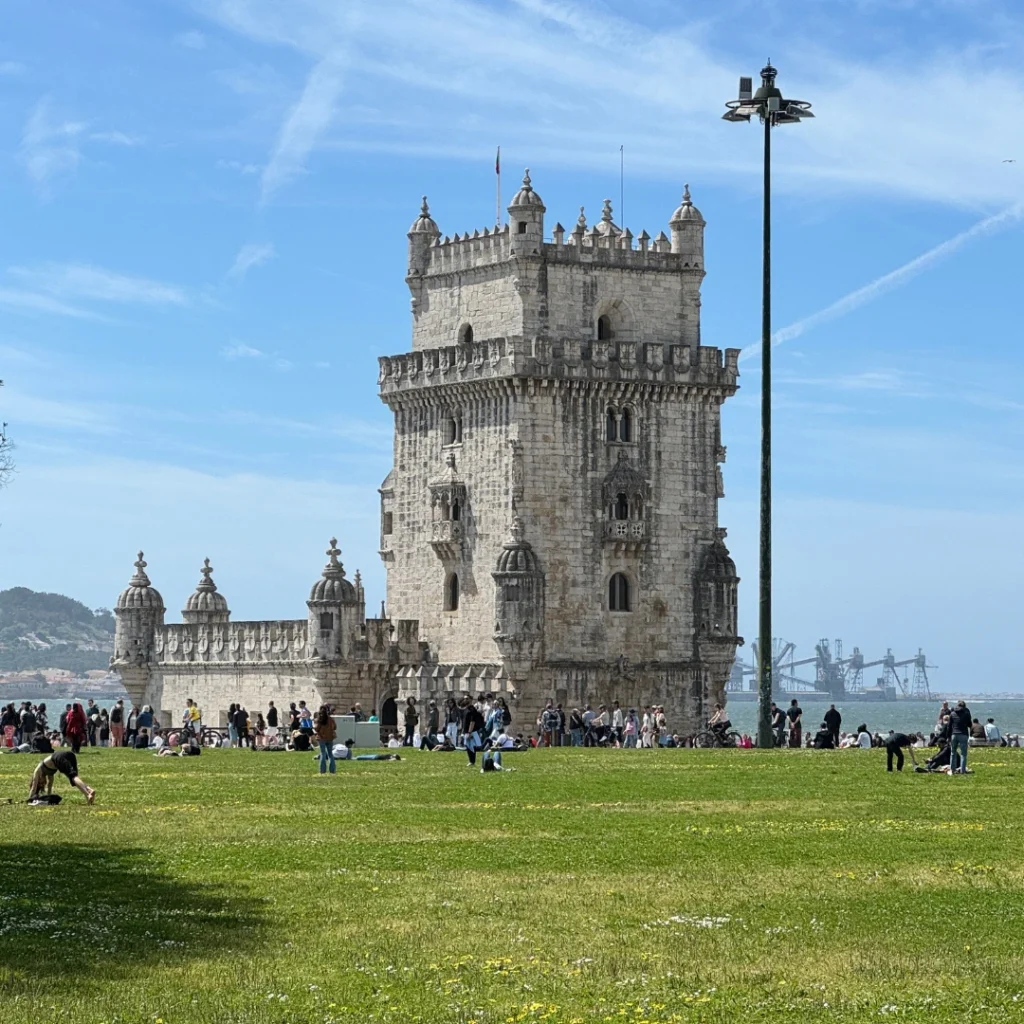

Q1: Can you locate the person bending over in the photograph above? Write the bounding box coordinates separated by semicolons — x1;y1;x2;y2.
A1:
28;751;95;803
885;732;919;773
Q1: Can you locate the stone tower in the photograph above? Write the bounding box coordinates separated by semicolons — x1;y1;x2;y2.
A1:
112;552;166;707
378;171;742;730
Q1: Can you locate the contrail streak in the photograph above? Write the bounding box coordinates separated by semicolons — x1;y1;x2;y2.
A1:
740;203;1024;363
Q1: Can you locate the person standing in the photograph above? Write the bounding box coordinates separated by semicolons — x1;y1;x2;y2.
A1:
540;701;556;747
623;709;638;748
402;697;419;746
459;696;485;767
315;706;337;774
98;708;110;747
444;698;460;745
569;707;584;747
885;732;918;773
233;704;250;749
109;699;124;747
266;700;279;744
123;704;140;748
85;699;100;746
769;702;785;747
555;703;566;747
611;701;625;747
426;700;440;741
786;700;803;749
824;704;842;748
949;699;972;775
64;703;88;753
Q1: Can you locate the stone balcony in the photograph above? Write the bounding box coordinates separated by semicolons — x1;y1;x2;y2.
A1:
430;519;463;560
603;518;648;554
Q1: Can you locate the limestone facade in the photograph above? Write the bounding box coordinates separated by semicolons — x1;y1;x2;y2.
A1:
113;171;742;734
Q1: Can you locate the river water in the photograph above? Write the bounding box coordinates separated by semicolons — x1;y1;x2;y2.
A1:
721;697;1024;737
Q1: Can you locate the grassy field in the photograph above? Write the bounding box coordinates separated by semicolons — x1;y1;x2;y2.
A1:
0;745;1022;1024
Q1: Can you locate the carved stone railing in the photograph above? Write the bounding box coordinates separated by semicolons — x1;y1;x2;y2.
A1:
603;519;648;553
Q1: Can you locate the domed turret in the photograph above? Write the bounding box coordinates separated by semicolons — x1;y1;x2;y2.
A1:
697;529;739;639
508;169;544;253
309;539;358;604
307;539;362;662
182;558;230;624
116;552;164;611
495;514;539;573
112;552;165;674
669;184;705;261
492;513;544;672
407;196;440;277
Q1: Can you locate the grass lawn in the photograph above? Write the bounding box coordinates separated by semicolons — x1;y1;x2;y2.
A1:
0;745;1021;1024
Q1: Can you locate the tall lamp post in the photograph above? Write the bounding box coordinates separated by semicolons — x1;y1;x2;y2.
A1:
723;63;813;749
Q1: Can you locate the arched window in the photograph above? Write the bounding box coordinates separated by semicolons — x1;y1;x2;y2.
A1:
445;413;463;446
597;314;611;341
451;500;461;522
440;499;450;521
608;573;631;612
614;493;629;521
605;407;618;443
458;324;474;345
619;407;633;443
632;496;644;520
445;573;460;612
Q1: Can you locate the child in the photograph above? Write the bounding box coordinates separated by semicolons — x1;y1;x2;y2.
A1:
28;751;95;804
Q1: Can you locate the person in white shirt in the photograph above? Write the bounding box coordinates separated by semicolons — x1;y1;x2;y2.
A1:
333;739;355;760
984;718;1002;744
495;730;515;750
856;727;872;749
386;733;402;749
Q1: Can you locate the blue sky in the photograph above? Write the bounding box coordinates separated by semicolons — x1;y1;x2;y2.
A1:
2;0;1023;694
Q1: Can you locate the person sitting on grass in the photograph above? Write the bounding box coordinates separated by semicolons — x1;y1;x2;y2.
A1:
332;738;355;761
288;729;311;752
28;751;95;804
385;733;402;749
813;723;834;750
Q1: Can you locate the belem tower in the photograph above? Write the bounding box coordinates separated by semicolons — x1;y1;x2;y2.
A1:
112;170;742;733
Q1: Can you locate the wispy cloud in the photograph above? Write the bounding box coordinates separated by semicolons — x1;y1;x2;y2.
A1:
216;158;261;175
90;130;142;146
227;242;276;280
174;30;207;50
222;342;265;359
0;287;101;321
0;61;25;75
19;97;86;195
742;204;1024;362
9;263;188;306
260;51;347;203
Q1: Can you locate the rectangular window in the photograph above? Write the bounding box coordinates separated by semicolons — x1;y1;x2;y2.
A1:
383;511;393;535
518;221;527;234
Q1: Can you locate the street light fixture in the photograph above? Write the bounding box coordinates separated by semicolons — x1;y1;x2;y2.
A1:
723;62;813;750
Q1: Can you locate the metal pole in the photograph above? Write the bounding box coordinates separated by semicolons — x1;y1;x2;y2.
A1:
757;112;773;749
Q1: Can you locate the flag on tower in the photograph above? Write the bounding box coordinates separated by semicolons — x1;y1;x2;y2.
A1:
496;146;500;174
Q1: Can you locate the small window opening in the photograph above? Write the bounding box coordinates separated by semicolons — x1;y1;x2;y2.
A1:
445;573;460;612
319;612;333;632
451;501;461;522
619;407;633;443
614;493;630;521
518;221;528;234
632;496;644;519
605;407;618;443
504;584;520;603
597;315;611;341
440;499;451;522
382;511;393;535
608;573;631;613
459;324;474;345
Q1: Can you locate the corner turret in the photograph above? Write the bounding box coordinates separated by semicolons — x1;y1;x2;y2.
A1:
407;196;440;277
492;512;545;678
112;552;165;705
507;169;545;254
669;184;705;263
306;538;362;661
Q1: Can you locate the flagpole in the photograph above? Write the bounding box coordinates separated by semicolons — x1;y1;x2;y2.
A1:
496;146;501;228
620;145;624;226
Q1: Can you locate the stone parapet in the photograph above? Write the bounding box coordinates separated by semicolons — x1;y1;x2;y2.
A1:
379;336;739;402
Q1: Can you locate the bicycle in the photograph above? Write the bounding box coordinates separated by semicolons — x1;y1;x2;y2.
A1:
693;728;742;749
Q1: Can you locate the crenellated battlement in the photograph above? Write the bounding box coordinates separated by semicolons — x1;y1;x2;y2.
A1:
379;335;739;401
415;224;703;277
153;620;309;665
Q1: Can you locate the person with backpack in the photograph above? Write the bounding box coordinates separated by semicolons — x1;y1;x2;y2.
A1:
314;706;337;774
109;699;125;747
459;696;485;767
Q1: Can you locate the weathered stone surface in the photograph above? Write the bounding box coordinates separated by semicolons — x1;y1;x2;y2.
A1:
112;175;741;735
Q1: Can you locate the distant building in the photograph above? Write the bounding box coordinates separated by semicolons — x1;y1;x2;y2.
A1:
113;172;741;732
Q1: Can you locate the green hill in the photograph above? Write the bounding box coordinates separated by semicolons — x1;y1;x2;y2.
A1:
0;587;114;672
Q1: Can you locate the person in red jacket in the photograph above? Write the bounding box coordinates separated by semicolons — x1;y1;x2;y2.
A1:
64;703;88;753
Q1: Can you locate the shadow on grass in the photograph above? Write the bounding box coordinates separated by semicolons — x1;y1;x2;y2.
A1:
0;843;264;984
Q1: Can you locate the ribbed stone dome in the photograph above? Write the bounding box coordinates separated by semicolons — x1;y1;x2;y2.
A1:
508;169;545;209
116;552;164;611
670;184;705;226
409;196;439;235
183;558;229;618
702;532;737;579
309;538;358;603
494;515;540;574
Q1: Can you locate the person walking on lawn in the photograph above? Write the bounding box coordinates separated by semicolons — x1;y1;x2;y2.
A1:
824;704;842;748
315;706;337;774
949;699;972;775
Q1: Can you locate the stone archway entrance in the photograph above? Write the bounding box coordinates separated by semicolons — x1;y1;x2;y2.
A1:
381;697;397;734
